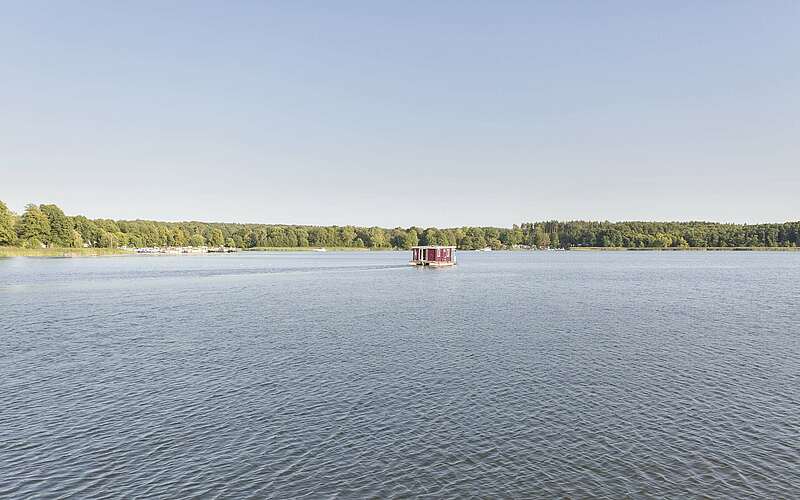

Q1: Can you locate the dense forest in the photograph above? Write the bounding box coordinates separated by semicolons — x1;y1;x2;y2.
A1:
1;200;799;250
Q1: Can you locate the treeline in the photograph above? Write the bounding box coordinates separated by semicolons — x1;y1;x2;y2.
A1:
1;200;799;250
0;200;512;250
520;221;800;248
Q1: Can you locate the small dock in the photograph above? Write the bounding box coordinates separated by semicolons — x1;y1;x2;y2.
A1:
410;245;456;267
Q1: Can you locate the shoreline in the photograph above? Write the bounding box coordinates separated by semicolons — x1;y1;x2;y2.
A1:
0;247;132;258
243;247;386;252
0;246;393;258
3;246;798;258
568;246;800;252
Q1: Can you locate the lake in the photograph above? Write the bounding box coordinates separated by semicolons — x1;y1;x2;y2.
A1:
2;251;799;498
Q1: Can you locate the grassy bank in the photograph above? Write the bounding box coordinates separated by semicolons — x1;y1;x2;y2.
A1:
0;247;132;258
243;247;391;252
569;246;800;252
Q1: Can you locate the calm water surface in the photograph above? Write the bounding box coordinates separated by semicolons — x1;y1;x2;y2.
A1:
2;251;799;498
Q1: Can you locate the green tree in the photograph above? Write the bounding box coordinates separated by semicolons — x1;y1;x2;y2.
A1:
17;204;51;245
171;228;188;247
390;228;411;248
308;227;327;247
267;227;289;247
73;216;101;246
534;228;551;249
0;200;16;246
285;227;299;247
462;227;487;249
209;228;224;247
403;229;419;249
98;231;117;248
295;228;309;247
70;229;84;248
503;226;524;246
550;231;560;248
340;226;357;247
367;227;388;248
652;233;672;248
40;204;75;247
421;228;441;246
188;233;205;247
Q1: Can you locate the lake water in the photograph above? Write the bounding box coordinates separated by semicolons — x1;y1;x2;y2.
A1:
2;251;799;498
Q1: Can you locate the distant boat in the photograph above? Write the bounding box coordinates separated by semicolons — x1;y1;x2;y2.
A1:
314;248;327;252
410;246;456;267
479;247;492;252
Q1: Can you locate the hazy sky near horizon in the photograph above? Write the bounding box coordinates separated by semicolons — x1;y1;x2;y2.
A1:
2;1;798;227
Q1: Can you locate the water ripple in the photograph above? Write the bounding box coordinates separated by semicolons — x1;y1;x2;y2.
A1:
1;251;799;498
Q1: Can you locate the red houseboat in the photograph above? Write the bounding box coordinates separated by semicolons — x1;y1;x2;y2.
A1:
410;246;456;267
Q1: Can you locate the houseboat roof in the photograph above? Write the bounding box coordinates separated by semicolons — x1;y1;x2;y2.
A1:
411;245;456;249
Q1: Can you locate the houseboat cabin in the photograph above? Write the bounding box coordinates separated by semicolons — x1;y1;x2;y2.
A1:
410;246;456;267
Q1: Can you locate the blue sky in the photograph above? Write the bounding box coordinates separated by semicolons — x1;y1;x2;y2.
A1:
2;1;798;227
